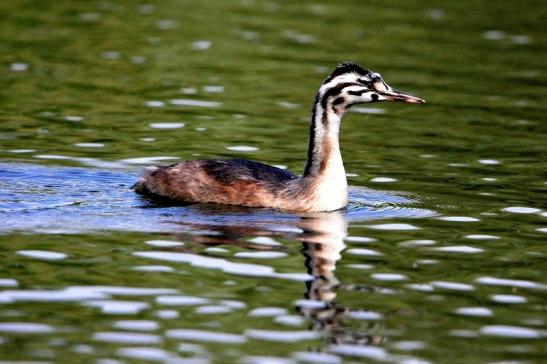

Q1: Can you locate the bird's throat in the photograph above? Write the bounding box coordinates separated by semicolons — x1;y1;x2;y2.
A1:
302;97;348;209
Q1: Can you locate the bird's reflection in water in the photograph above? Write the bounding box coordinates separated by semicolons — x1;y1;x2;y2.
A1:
165;205;384;346
296;212;384;346
298;213;346;313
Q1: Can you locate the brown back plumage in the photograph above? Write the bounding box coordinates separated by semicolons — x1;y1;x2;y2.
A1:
134;159;298;208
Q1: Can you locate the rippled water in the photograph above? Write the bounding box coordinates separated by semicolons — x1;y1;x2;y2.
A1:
1;1;546;363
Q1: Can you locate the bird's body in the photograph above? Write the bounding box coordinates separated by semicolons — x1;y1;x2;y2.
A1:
134;62;424;212
134;157;348;212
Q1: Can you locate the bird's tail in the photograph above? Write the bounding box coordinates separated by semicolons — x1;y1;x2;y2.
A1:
132;166;160;195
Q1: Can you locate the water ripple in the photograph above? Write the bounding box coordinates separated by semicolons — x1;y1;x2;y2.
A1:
245;329;320;342
0;163;436;234
0;322;54;334
170;99;221;108
166;329;246;344
117;347;179;362
112;320;159;331
93;331;162;344
84;300;150;315
16;250;67;261
479;325;542;339
134;251;312;282
475;277;547;290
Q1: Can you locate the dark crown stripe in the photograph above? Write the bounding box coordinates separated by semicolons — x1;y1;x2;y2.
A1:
323;62;372;84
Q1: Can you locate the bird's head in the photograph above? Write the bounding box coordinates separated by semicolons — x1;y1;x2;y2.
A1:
319;62;424;115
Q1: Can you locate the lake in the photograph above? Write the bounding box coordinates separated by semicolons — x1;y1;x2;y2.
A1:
0;1;545;363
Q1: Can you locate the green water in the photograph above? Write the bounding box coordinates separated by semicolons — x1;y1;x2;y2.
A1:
0;0;546;363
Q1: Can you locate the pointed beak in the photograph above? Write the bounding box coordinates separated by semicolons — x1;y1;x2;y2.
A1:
373;81;425;104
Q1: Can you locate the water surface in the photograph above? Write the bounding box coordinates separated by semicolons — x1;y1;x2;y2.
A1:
0;1;546;363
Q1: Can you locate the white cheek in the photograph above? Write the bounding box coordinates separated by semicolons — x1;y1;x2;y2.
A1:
356;92;374;103
321;75;356;93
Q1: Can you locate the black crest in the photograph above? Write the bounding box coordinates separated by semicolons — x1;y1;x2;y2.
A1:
323;62;373;83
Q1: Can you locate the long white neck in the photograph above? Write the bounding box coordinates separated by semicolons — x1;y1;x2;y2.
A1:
301;94;348;211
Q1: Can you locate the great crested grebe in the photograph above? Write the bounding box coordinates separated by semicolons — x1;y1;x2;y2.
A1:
134;62;424;212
